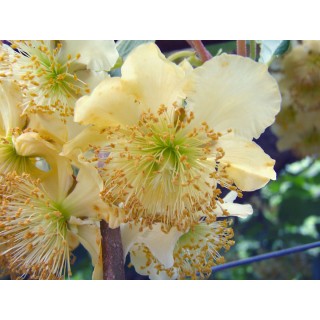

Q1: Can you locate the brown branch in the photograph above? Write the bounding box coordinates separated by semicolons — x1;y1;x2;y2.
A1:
236;40;247;57
100;220;125;280
186;40;212;62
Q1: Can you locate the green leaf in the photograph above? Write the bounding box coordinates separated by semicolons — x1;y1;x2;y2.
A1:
258;40;290;65
206;41;236;56
116;40;155;59
274;40;290;56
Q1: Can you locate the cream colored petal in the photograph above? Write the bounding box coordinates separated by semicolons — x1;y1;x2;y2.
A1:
179;59;195;94
61;125;106;161
219;202;253;218
13;131;58;158
63;164;106;219
69;220;103;279
27;111;68;145
61;40;119;71
76;70;108;92
222;190;237;203
130;244;176;280
65;116;86;141
121;43;186;113
213;191;253;218
186;54;281;139
139;225;182;269
120;223;140;258
92;248;103;280
121;223;182;269
148;268;176;280
72;223;101;267
130;245;150;277
74;77;141;128
14;132;74;201
218;135;276;191
0;80;26;136
105;204;126;229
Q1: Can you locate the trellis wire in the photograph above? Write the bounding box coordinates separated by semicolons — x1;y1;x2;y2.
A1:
212;241;320;273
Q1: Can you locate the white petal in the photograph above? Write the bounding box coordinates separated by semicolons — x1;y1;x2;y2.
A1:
213;191;253;218
121;43;186;113
130;245;150;277
92;251;103;280
130;243;177;280
76;70;108;91
223;191;237;203
187;54;281;139
74;77;141;128
120;223;140;259
121;223;182;269
15;131;74;201
61;125;107;162
221;202;253;218
0;80;26;136
74;223;101;266
63;164;106;219
139;225;182;269
218;134;276;191
61;40;119;71
27;111;68;145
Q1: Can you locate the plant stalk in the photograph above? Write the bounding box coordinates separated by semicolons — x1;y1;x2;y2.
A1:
236;40;247;57
186;40;212;62
100;220;125;280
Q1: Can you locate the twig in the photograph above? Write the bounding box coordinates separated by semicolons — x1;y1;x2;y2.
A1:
100;220;125;280
236;40;247;57
211;241;320;273
186;40;212;62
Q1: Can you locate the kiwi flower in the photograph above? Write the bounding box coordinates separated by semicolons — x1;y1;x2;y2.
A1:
271;41;320;158
0;79;78;179
0;160;105;279
0;40;118;118
121;192;252;280
69;43;280;231
278;41;320;112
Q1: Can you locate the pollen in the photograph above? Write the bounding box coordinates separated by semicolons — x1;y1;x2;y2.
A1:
131;220;235;280
99;106;238;231
0;40;89;119
0;172;74;279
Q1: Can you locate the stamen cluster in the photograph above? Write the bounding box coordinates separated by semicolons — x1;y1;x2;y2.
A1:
0;172;74;279
98;106;237;231
131;220;235;279
1;40;90;119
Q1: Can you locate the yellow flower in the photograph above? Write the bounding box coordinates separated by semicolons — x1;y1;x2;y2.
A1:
0;160;105;279
68;43;280;230
0;79;73;178
121;192;251;280
273;106;320;158
271;41;320;158
279;40;320;112
1;40;118;118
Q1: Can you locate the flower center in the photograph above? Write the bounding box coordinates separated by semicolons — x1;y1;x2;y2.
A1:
2;41;90;118
172;221;234;279
0;172;74;279
99;106;235;230
130;220;234;280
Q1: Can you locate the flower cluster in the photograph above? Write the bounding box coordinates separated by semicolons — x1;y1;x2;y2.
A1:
1;40;281;280
0;40;118;279
272;41;320;158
